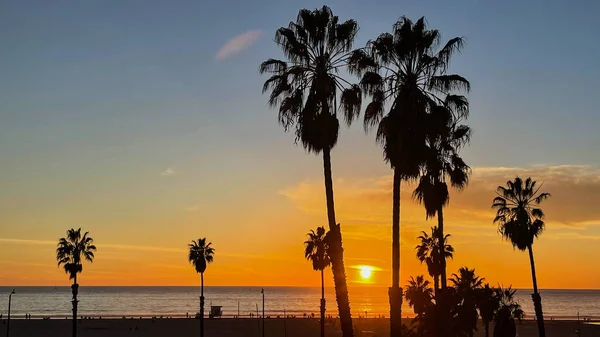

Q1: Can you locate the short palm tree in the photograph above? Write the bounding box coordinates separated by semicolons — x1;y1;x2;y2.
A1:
450;267;484;337
415;226;454;294
188;238;215;337
56;228;96;337
476;284;500;337
492;177;550;337
305;227;331;337
260;6;362;336
413;98;471;292
404;275;434;317
493;286;524;337
348;17;470;336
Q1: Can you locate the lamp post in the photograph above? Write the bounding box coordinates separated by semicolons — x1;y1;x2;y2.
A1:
261;288;265;337
7;289;15;337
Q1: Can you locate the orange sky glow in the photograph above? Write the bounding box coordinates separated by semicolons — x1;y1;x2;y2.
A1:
2;165;599;289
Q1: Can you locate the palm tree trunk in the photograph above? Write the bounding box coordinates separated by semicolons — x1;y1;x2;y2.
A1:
437;206;448;337
433;276;439;296
320;269;326;337
71;275;78;337
200;272;205;337
527;245;546;337
437;207;447;290
322;148;353;337
389;167;403;337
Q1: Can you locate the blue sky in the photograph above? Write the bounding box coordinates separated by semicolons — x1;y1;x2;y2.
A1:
1;0;600;286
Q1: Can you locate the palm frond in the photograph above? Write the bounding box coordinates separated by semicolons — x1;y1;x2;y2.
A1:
492;177;551;250
340;84;362;125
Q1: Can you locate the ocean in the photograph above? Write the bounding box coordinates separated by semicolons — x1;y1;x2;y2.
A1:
0;287;598;319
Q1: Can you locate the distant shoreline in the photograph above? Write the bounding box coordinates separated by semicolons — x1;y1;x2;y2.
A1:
7;315;600;321
4;318;600;337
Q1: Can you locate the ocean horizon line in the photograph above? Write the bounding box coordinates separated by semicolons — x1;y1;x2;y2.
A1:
2;285;599;291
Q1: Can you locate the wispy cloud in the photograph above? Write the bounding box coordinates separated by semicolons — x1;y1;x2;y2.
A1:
0;238;292;261
160;167;175;176
0;238;185;253
215;30;261;60
184;204;200;212
0;238;55;245
279;165;600;236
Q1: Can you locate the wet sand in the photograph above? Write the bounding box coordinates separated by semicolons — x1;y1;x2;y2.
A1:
3;318;599;337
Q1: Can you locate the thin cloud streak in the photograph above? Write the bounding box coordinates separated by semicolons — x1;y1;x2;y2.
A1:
0;238;290;261
160;167;175;176
215;30;261;60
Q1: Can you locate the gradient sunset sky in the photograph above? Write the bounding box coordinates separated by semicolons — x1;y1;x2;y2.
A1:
1;0;600;289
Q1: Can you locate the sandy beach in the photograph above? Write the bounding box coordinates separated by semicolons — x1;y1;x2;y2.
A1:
3;318;598;337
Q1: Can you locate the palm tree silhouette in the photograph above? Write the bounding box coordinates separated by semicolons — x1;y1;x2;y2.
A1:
415;226;454;294
493;286;525;337
492;177;550;337
476;284;500;337
413;96;471;292
404;275;433;317
259;6;361;336
348;17;470;336
56;228;96;337
304;227;331;337
188;238;215;337
450;267;484;337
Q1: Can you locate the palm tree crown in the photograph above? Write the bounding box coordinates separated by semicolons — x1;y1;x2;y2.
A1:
351;16;470;174
495;286;524;322
450;267;484;292
188;238;215;274
413;99;471;218
492;177;551;251
416;226;454;287
405;275;434;315
260;5;362;153
56;228;96;280
304;227;331;271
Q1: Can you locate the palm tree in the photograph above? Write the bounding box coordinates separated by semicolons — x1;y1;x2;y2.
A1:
450;267;484;337
188;238;215;337
259;6;362;336
404;275;434;317
305;227;331;337
476;284;500;337
413;96;471;292
56;228;96;337
415;226;454;294
348;17;470;336
493;286;525;337
492;177;550;337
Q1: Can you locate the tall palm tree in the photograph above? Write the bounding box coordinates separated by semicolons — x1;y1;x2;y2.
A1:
492;177;550;337
188;238;215;337
413;96;471;292
476;284;500;337
56;228;96;337
404;275;434;317
493;286;524;337
260;6;362;336
450;267;484;337
415;226;454;294
348;17;470;336
304;227;331;337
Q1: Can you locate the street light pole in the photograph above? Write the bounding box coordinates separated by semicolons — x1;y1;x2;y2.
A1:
7;289;15;337
261;288;265;337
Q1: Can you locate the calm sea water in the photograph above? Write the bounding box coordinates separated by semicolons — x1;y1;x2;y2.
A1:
0;287;598;319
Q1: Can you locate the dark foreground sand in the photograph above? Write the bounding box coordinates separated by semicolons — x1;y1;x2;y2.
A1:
4;318;599;337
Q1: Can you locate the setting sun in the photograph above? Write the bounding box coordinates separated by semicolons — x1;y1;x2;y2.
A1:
359;266;373;279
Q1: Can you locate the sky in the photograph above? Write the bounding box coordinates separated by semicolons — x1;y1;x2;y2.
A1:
1;0;600;289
